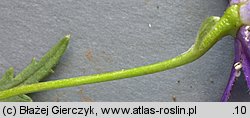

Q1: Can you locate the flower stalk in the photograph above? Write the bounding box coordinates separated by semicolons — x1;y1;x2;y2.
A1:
0;2;249;101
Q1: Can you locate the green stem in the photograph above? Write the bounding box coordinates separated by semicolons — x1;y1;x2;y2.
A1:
0;5;242;100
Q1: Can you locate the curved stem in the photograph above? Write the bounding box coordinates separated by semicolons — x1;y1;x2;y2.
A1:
0;5;242;100
0;47;205;99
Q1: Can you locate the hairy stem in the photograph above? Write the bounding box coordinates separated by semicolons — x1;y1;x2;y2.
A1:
0;5;242;100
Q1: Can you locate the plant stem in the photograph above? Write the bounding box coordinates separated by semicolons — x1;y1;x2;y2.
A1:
0;47;203;99
0;5;242;100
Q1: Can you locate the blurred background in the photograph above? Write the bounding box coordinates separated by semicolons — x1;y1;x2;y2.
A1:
0;0;249;101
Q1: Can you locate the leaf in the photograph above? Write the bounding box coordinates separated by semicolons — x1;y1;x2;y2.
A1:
0;67;32;102
0;94;32;102
0;67;14;91
0;35;70;102
194;16;220;49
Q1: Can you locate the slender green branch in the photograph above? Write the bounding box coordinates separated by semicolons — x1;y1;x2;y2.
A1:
0;5;243;100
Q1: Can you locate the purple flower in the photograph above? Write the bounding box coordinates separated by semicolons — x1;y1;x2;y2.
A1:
221;26;250;102
230;0;248;5
240;1;250;25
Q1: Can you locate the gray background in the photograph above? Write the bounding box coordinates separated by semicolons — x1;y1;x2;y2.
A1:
0;0;249;102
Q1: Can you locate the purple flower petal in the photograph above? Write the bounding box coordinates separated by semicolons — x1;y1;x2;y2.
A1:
237;26;250;61
221;39;241;102
221;65;237;102
240;1;250;25
230;0;247;5
237;26;250;90
241;50;250;90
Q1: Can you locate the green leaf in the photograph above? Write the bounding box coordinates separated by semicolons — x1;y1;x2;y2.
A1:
0;35;70;102
0;67;32;102
194;16;220;49
0;94;32;102
0;67;14;91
